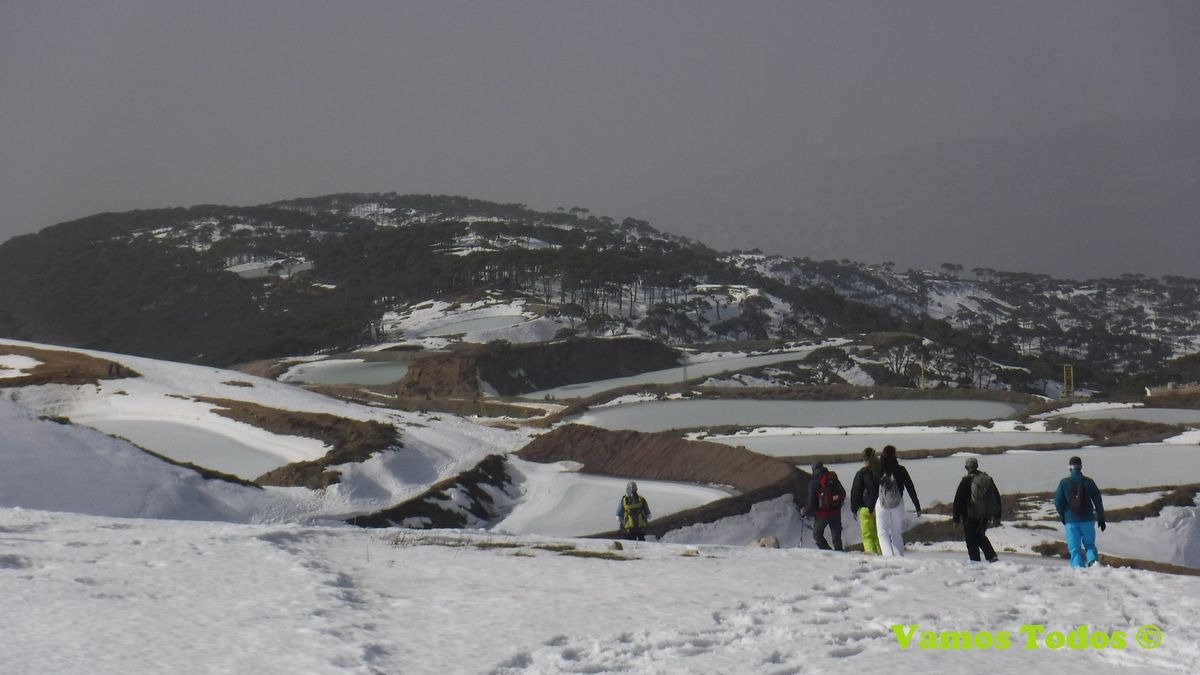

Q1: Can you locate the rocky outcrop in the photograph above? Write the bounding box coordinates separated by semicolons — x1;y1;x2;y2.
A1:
516;424;806;537
350;455;517;529
396;337;680;398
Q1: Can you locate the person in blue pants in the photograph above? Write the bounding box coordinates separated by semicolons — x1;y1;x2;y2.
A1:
1053;456;1106;568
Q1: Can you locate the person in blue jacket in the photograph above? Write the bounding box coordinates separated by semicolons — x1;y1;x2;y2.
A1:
616;481;651;541
1053;456;1106;568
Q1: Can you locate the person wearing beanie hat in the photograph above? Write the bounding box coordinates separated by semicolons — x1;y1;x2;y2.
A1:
1054;455;1106;567
801;462;845;551
849;447;883;554
952;456;1002;562
616;481;652;541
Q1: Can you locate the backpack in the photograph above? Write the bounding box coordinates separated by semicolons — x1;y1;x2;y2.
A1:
879;472;903;509
967;472;999;520
622;495;649;529
1069;479;1089;515
817;471;846;511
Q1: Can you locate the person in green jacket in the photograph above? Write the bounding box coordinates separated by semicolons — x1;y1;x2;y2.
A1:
850;447;883;555
617;481;652;541
1054;456;1106;568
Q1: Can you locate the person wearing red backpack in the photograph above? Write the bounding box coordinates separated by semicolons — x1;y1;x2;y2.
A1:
801;462;846;551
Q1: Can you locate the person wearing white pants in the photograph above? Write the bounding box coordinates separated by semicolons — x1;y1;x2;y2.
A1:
874;445;922;556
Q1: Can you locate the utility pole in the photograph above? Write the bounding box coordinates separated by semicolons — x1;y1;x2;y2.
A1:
1062;364;1075;398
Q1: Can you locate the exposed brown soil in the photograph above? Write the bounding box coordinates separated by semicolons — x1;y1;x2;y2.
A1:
396;337;680;398
227;358;294;381
1144;392;1200;410
1043;417;1183;445
351;455;513;529
0;344;139;387
918;491;1028;521
1030;541;1200;577
780;443;1082;468
1105;485;1200;522
194;397;400;489
517;424;806;538
921;483;1200;523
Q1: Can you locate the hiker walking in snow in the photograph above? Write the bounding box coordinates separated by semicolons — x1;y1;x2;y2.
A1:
617;481;652;541
1054;456;1106;568
850;447;883;555
875;445;921;557
952;457;1001;563
801;462;846;551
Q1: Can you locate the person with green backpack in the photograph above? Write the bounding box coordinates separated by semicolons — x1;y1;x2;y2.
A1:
617;481;652;541
1054;456;1105;568
952;457;1001;562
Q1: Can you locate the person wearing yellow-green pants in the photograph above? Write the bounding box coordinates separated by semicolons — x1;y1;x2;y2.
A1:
850;447;883;554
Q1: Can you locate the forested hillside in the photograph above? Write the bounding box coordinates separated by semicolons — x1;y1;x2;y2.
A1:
1;193;1197;394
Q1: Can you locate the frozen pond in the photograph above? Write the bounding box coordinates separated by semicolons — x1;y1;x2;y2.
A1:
86;420;296;480
573;399;1025;433
705;431;1090;457
1051;408;1200;425
280;359;412;386
492;459;733;537
420;315;528;337
521;345;836;400
828;443;1200;508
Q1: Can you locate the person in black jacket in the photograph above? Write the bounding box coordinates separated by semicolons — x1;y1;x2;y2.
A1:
849;447;882;555
875;445;921;557
952;457;1001;562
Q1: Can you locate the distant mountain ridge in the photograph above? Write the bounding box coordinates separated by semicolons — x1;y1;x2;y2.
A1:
0;191;1197;393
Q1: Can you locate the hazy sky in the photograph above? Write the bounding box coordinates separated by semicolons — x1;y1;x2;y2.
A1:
3;1;1198;274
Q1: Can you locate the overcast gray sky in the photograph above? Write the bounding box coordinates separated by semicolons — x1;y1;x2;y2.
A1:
3;1;1198;275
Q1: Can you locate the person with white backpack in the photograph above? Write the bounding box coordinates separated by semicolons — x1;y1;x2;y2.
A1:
875;445;921;557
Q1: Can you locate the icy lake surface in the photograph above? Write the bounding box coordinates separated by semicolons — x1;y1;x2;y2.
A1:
281;359;412;385
707;431;1090;457
522;347;834;400
86;420;289;479
574;399;1026;433
1052;408;1200;424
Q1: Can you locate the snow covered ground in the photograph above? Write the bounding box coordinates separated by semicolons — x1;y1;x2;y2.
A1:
4;337;1200;671
0;338;534;520
2;508;1197;674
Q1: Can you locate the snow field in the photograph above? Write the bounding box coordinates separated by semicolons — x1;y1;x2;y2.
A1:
2;508;1197;674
